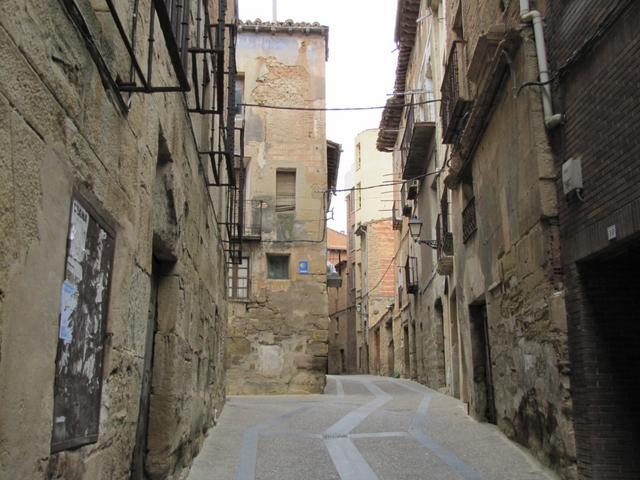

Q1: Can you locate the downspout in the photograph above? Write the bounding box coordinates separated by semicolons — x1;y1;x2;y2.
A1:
519;0;564;128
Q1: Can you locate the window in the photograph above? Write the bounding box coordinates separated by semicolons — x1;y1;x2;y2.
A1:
335;317;340;337
267;254;290;279
356;143;361;170
234;74;245;115
356;182;362;210
276;170;296;212
228;257;249;299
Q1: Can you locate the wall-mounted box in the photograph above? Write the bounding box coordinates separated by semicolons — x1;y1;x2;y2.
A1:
562;158;583;195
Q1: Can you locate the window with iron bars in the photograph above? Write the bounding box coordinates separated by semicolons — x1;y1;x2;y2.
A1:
462;197;477;243
441;41;472;144
228;257;250;299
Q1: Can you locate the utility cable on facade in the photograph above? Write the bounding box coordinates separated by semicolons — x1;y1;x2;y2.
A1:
239;98;441;112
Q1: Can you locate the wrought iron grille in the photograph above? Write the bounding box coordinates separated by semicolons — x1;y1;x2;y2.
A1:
392;201;402;231
441;41;472;144
405;256;419;295
462;197;477;243
230;200;264;241
61;0;245;262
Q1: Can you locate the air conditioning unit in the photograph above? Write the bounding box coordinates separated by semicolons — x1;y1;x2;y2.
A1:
407;180;419;200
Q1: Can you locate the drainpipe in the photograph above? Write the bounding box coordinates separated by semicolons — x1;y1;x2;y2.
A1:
519;0;564;128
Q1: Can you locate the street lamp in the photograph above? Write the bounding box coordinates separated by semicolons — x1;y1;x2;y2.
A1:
408;216;438;249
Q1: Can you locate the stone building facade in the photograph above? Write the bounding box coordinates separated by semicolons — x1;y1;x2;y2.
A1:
378;0;577;478
225;20;338;395
0;1;238;479
378;0;451;388
546;2;640;478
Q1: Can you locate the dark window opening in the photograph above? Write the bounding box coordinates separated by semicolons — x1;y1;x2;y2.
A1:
267;254;290;279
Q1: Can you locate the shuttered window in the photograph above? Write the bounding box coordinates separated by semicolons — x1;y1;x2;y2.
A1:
276;170;296;212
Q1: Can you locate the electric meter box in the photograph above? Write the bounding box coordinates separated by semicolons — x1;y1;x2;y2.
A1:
562;158;583;195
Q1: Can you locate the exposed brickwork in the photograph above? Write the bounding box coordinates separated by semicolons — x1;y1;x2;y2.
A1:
367;220;396;302
548;2;640;478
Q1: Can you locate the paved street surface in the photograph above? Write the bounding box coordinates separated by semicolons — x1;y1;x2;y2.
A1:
188;375;558;480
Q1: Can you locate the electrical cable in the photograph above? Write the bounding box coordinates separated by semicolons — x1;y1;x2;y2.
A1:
239;98;441;112
323;170;440;194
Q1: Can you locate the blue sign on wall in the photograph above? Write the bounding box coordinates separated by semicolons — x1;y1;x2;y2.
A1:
298;261;309;274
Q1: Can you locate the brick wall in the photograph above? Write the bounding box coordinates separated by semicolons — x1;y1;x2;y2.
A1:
367;219;396;306
548;2;640;478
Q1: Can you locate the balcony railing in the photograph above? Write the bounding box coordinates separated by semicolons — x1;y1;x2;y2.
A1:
441;41;473;144
230;200;264;241
462;197;477;243
400;94;436;180
405;256;419;295
436;214;454;275
392;201;402;231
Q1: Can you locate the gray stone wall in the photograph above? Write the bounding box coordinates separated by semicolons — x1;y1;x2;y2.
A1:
0;1;231;478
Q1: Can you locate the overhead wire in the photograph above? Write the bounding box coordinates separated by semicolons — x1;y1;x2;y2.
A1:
239;98;441;112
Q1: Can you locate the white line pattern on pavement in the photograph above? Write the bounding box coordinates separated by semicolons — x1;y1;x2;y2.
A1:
234;377;486;479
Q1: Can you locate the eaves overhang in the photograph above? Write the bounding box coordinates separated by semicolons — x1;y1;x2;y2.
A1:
377;0;421;152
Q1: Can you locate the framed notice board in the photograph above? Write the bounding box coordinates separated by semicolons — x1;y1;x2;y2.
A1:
51;195;115;452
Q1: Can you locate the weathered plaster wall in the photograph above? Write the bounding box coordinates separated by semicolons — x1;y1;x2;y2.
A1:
226;28;330;394
0;1;230;478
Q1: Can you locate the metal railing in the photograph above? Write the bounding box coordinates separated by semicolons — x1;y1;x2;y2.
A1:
230;200;264;241
441;41;472;144
405;256;418;294
436;215;454;259
392;201;402;231
462;197;477;243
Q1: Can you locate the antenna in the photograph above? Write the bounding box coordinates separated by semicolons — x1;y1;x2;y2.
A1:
272;0;277;21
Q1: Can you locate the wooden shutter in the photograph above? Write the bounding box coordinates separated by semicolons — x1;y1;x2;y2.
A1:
276;171;296;212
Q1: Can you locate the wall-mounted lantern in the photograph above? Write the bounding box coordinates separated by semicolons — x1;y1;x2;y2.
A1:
408;216;438;250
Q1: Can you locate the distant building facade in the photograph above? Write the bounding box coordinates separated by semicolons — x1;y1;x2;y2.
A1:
347;129;395;373
225;20;339;394
327;228;356;374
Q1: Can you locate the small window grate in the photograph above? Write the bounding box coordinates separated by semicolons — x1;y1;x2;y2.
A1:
462;197;477;243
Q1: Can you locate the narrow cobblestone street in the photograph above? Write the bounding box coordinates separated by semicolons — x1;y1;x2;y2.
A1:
188;376;558;480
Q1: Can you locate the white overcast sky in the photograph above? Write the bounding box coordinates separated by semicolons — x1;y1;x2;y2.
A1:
238;0;399;232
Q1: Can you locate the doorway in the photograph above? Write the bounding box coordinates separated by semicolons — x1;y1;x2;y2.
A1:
450;292;461;399
403;325;410;377
469;301;496;424
386;320;394;376
374;328;381;375
131;260;160;479
571;245;640;477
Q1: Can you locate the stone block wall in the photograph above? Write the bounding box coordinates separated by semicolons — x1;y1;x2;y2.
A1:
0;1;231;478
449;30;576;478
225;24;330;395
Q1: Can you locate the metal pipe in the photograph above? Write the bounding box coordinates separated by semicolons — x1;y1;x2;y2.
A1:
519;0;564;128
147;0;156;88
